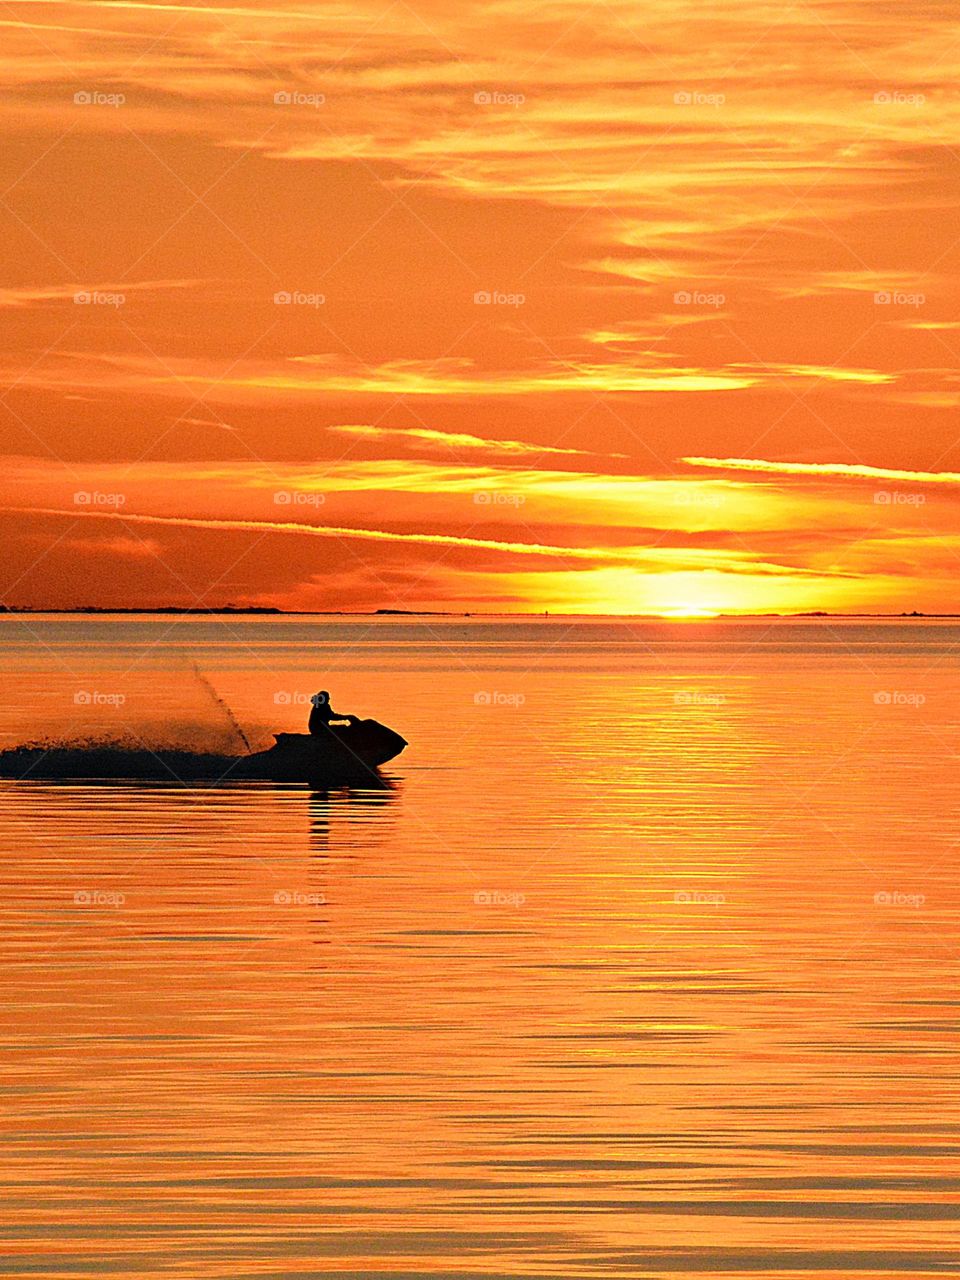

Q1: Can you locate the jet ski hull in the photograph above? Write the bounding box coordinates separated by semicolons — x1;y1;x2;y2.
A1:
235;722;407;781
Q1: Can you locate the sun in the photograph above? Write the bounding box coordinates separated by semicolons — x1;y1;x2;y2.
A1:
657;605;721;619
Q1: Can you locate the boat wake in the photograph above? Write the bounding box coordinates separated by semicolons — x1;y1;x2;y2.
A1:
0;720;408;784
0;735;250;783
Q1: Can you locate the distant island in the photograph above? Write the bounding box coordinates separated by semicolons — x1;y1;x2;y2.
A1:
0;604;472;616
0;605;286;615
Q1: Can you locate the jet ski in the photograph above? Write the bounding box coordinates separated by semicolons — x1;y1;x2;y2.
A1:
234;720;408;781
0;719;407;785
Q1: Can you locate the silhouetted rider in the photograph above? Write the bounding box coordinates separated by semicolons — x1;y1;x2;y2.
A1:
309;691;357;734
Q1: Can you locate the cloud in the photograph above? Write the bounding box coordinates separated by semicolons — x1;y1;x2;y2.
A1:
729;363;893;386
5;349;895;404
0;454;842;534
773;272;935;301
0;279;204;309
0;351;755;399
8;503;639;563
327;423;625;458
9;0;956;290
683;456;960;485
5;504;849;579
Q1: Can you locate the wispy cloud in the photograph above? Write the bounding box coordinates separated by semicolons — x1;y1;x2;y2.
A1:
683;457;960;485
729;363;893;386
6;504;846;579
0;279;203;309
0;351;755;399
327;423;625;458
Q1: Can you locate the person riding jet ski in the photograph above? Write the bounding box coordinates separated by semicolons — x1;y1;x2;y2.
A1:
308;690;358;734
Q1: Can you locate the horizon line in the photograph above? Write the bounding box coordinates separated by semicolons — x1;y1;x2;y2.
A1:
0;606;946;620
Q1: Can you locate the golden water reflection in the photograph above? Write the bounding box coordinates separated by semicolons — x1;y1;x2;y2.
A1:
0;617;958;1277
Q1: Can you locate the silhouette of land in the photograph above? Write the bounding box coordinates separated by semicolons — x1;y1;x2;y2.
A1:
0;605;951;618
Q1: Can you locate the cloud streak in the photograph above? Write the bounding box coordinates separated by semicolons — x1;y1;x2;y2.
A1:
327;424;625;458
5;505;844;578
0;279;203;309
683;457;960;486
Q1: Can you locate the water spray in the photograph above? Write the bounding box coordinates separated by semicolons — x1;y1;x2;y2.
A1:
191;663;252;752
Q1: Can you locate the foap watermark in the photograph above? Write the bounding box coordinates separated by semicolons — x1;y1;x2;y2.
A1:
74;90;125;107
273;690;317;706
74;690;126;707
474;289;526;307
274;290;325;307
674;691;726;707
674;90;725;107
274;89;325;108
874;690;926;707
674;288;725;308
74;490;126;507
874;890;925;909
474;690;526;707
273;889;326;906
674;889;726;906
673;489;724;508
474;90;526;107
274;490;325;507
874;289;925;308
73;889;125;907
473;491;525;506
874;90;926;107
74;290;125;307
474;889;525;906
874;490;925;506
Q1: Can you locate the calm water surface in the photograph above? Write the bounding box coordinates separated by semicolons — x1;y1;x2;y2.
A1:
1;616;959;1278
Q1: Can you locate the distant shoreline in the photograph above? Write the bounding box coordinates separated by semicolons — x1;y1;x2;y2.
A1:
0;607;952;620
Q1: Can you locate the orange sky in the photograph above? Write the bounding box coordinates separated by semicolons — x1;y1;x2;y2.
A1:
2;0;960;613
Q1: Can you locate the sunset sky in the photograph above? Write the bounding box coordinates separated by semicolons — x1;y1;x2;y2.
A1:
3;0;960;613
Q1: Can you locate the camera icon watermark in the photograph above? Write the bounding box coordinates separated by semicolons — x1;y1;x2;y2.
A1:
873;289;924;308
873;90;925;107
473;90;526;107
273;889;326;906
273;690;314;706
674;90;725;107
674;288;725;308
74;690;126;707
273;490;325;507
73;90;125;107
73;490;126;507
873;690;926;706
474;690;526;707
73;889;125;907
473;289;526;306
74;290;125;307
274;290;325;307
673;489;724;508
874;890;925;908
673;691;726;707
473;491;525;506
474;889;526;906
873;490;925;506
273;90;325;108
673;889;726;906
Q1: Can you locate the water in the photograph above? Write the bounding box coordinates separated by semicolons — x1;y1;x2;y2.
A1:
1;615;958;1278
